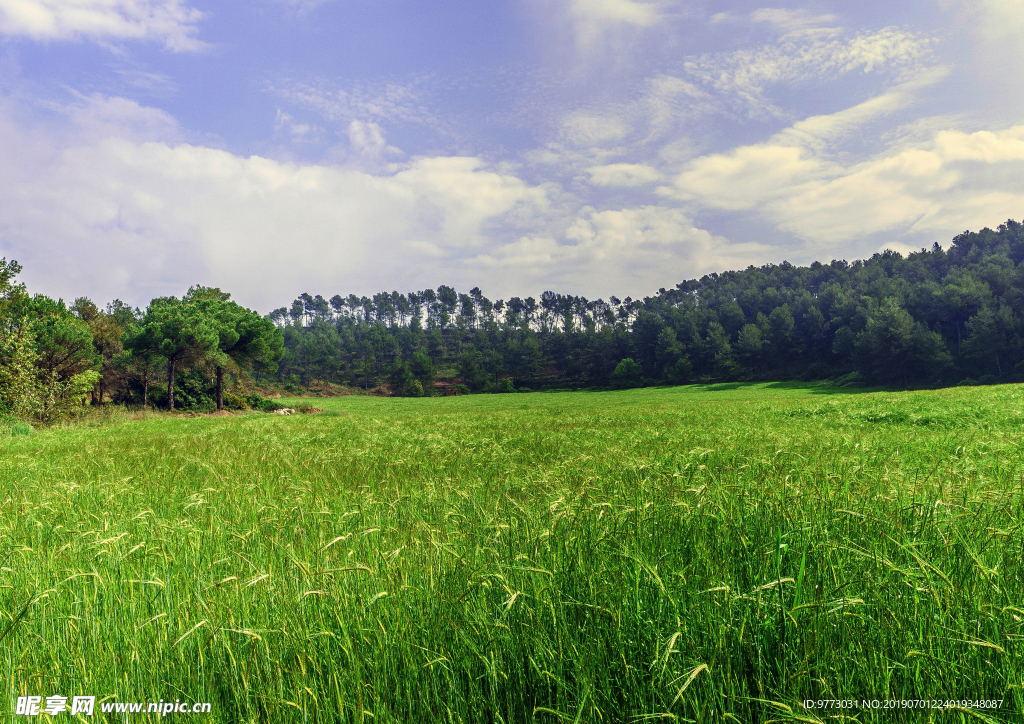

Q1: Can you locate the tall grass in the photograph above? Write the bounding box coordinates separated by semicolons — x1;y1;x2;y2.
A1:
1;383;1022;722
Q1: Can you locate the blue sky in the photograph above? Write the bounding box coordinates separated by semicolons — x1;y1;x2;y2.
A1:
1;0;1023;311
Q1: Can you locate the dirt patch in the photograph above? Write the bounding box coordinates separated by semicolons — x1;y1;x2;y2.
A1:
208;410;235;417
300;407;323;414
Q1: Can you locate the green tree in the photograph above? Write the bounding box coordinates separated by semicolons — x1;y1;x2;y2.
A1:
186;288;285;410
655;327;684;380
704;322;737;379
505;333;542;384
735;324;764;372
0;258;27;327
73;297;132;404
855;299;914;385
963;304;1016;378
0;325;40;418
410;350;435;393
855;298;952;386
459;349;489;392
388;357;422;397
0;267;99;421
125;298;219;411
766;304;797;361
24;296;96;382
610;358;642;388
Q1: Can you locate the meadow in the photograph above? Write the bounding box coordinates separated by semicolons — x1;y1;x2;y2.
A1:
1;383;1022;723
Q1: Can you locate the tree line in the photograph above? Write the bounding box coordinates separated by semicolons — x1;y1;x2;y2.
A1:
3;219;1024;416
0;267;283;421
270;220;1024;394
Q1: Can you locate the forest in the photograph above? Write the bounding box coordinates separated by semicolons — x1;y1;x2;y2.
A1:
2;219;1023;417
268;220;1024;394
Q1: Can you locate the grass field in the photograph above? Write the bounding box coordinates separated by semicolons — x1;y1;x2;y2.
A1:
1;383;1022;723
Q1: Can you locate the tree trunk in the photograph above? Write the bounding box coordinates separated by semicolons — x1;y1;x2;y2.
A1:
167;357;176;411
143;369;149;407
99;375;104;405
216;366;224;411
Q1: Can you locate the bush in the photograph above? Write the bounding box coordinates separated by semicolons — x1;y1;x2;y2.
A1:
170;368;216;411
256;397;286;412
222;392;250;410
410;351;435;391
1;412;35;436
610;358;642;389
493;378;515;394
389;358;425;397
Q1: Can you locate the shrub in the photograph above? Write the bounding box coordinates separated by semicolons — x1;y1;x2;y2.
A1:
610;358;642;388
170;368;215;411
493;378;515;394
222;392;250;410
256;397;286;412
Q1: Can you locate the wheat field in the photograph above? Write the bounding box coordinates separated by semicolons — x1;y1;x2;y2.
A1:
1;383;1022;722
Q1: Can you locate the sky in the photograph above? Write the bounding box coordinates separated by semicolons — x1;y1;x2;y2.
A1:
1;0;1024;312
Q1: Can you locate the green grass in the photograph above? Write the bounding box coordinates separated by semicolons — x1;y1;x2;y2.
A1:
1;382;1022;723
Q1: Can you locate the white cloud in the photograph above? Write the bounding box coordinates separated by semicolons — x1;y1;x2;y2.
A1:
61;92;183;142
471;206;773;293
346;120;401;160
268;0;333;11
274;109;319;142
0;94;554;309
974;0;1024;45
270;79;438;129
773;66;950;150
711;8;839;34
561;111;631;145
683;26;935;116
587;163;662;187
390;157;549;248
0;89;775;307
0;0;206;51
933;126;1024;162
641;75;712;143
667;86;1024;247
566;0;660;48
749;8;839;33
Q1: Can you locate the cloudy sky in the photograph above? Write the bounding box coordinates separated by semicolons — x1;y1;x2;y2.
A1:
1;0;1023;311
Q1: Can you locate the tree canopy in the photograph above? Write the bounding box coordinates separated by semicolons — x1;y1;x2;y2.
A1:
267;220;1024;393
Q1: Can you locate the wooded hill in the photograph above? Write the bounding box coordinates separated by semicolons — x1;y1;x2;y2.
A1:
270;221;1024;394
